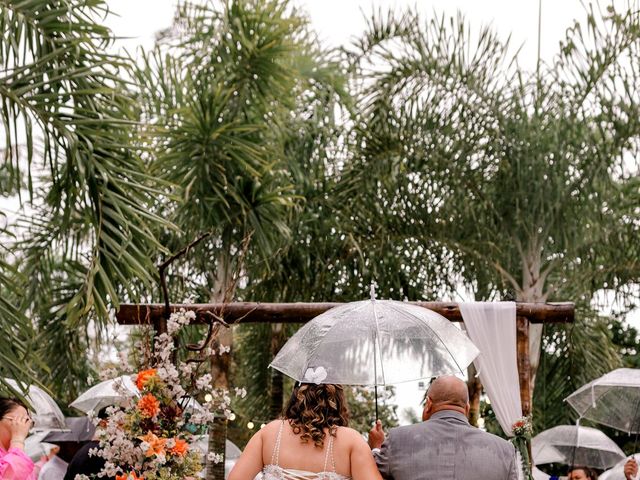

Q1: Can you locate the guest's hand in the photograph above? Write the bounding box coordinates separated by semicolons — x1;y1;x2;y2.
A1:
368;420;385;449
9;415;32;443
624;458;638;480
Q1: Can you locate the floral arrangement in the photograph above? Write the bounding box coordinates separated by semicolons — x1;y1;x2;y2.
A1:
511;416;534;480
84;309;246;480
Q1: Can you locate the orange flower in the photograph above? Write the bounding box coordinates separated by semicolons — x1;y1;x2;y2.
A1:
139;431;167;457
135;369;157;390
137;393;160;418
116;472;143;480
168;438;189;457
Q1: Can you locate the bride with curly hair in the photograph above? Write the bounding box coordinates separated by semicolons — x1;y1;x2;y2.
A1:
228;383;382;480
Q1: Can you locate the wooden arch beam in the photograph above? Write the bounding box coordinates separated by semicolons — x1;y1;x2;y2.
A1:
116;301;574;326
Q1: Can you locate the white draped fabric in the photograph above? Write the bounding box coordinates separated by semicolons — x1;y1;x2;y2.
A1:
460;302;522;436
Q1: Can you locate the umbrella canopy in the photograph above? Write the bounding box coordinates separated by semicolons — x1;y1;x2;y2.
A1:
566;368;640;434
69;375;137;414
532;466;551;480
70;375;203;414
24;432;56;461
43;417;95;443
4;379;66;431
270;299;479;386
599;453;640;480
532;425;626;470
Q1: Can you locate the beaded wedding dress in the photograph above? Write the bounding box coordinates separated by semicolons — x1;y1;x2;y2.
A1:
261;421;351;480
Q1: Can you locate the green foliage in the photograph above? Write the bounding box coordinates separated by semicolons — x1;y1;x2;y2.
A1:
345;387;399;435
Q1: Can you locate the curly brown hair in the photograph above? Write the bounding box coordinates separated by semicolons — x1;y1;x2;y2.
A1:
283;383;349;448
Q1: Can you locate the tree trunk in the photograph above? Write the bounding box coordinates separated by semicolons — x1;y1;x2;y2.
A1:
205;417;227;480
270;323;285;418
467;364;482;427
517;238;549;399
206;251;236;480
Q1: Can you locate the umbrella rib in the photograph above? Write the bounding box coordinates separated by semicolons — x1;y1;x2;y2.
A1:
386;302;466;376
371;299;386;386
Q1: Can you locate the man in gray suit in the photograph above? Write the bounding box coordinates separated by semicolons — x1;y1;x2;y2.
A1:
368;375;519;480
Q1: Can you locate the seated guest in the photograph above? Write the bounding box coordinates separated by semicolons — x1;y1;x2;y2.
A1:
38;445;68;480
568;466;598;480
0;397;36;479
368;375;518;479
63;410;108;480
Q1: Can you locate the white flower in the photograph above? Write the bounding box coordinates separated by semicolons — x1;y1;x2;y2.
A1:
218;344;231;355
196;374;213;391
234;387;247;398
74;475;91;480
208;452;224;464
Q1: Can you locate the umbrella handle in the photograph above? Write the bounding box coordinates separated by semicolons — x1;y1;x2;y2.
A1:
375;385;379;422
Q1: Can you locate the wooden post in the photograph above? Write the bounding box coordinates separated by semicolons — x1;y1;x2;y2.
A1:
516;316;532;416
516;315;533;468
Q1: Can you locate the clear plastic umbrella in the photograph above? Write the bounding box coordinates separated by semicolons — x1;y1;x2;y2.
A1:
70;375;203;414
565;368;640;434
24;432;56;461
599;453;640;480
532;425;625;469
271;297;479;385
270;292;479;417
69;375;137;414
4;379;66;431
532;466;551;480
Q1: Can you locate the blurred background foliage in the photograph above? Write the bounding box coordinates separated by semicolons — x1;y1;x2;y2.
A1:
0;0;638;458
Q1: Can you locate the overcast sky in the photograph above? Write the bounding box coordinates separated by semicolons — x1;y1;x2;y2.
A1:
105;0;588;70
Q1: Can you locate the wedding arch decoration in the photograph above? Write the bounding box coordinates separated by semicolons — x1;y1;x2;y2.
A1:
83;308;246;480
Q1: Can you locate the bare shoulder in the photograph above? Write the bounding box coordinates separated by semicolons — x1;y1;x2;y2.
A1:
262;419;284;435
335;426;367;445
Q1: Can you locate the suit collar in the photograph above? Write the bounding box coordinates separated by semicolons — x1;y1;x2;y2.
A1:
429;409;470;424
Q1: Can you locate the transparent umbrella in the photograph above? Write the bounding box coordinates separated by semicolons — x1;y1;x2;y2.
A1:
532;425;625;470
599;453;640;480
69;375;137;414
270;291;479;417
23;432;56;461
70;375;203;414
4;379;66;431
565;368;640;435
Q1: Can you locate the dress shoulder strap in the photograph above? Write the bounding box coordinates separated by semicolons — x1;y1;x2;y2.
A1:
270;420;285;466
322;432;337;474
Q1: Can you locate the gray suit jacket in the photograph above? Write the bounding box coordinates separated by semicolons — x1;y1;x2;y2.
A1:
374;410;519;480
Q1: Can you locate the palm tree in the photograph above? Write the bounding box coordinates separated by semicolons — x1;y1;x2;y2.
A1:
133;0;345;475
338;3;640;428
0;0;167;398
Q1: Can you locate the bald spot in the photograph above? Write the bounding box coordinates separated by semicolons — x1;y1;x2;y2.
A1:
427;376;469;409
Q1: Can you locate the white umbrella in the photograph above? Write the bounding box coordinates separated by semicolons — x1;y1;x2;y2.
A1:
70;375;203;414
69;375;137;414
4;379;66;431
532;425;625;469
599;454;640;480
566;368;640;434
23;432;56;461
532;466;551;480
270;297;479;386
